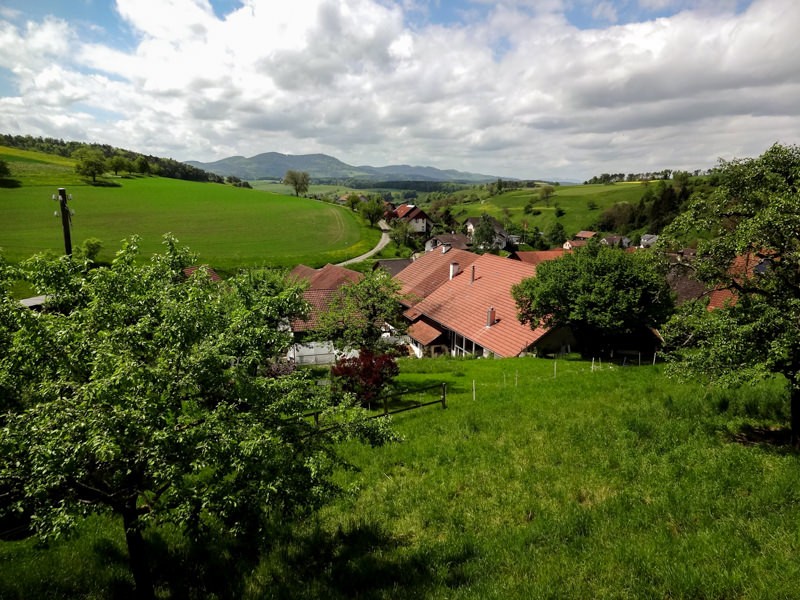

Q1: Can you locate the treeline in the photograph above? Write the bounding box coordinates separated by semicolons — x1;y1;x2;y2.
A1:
316;178;471;193
0;134;216;183
593;172;713;235
584;168;709;185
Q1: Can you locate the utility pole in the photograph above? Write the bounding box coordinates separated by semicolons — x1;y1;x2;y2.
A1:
53;188;72;255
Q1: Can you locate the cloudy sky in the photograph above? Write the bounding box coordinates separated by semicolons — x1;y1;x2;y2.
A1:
0;0;797;180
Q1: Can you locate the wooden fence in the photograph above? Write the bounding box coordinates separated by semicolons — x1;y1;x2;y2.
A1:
307;382;447;428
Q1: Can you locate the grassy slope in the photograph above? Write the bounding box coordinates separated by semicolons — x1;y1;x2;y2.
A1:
3;357;797;598
295;358;798;599
445;182;647;239
0;147;379;270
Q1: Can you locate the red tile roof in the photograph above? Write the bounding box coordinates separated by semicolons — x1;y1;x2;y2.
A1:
408;320;445;345
511;250;568;266
290;263;362;290
288;264;362;333
394;248;480;307
576;231;597;239
183;266;221;281
403;253;549;357
291;289;336;332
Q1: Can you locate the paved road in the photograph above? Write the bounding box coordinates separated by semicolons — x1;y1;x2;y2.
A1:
337;220;391;266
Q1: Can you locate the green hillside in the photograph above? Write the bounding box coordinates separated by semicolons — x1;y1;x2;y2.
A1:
0;147;378;270
1;357;795;598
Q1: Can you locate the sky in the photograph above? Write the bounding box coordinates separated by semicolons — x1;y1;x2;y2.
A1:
0;0;797;180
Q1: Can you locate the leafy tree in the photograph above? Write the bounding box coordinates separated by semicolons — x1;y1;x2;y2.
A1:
316;269;402;353
284;170;310;196
539;185;555;204
135;155;151;175
512;243;673;356
545;221;567;247
108;153;132;175
661;143;800;445
360;198;385;227
389;219;414;248
0;236;392;597
0;158;10;179
72;147;106;182
473;213;497;249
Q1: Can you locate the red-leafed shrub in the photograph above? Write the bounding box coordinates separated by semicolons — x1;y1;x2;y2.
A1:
331;349;399;408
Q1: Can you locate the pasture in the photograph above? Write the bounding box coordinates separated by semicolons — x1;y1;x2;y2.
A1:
0;147;379;271
2;356;797;598
443;182;648;238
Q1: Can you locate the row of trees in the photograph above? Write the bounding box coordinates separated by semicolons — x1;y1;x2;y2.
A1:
2;134;216;183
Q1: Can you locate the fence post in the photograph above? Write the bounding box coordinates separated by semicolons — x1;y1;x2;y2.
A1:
314;412;319;428
441;382;447;409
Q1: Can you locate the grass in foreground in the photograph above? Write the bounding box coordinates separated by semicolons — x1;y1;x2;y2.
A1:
1;357;798;598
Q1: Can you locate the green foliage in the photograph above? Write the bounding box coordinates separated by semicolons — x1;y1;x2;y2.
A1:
661;143;800;442
0;158;10;179
359;198;384;227
472;213;497;249
284;170;310;196
513;243;674;354
72;147;106;182
315;269;403;352
0;237;393;595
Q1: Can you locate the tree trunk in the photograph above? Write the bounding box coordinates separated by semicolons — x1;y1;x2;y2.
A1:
122;504;155;600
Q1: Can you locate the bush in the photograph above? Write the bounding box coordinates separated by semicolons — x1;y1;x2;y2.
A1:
331;350;399;409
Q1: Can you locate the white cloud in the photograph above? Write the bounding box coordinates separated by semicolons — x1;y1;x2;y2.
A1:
0;0;798;179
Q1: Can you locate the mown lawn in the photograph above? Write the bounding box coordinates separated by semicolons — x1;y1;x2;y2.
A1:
0;147;379;270
3;356;798;598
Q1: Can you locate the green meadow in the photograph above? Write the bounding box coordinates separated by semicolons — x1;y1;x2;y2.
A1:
3;357;797;598
444;182;648;238
0;147;379;271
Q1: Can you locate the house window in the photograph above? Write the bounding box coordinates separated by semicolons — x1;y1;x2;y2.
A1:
451;332;483;357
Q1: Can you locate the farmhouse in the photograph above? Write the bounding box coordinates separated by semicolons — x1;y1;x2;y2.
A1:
397;252;570;358
287;263;363;364
508;249;568;265
392;204;434;235
394;246;479;309
464;216;511;250
424;233;472;253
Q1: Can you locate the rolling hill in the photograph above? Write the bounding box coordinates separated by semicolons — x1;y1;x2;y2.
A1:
186;152;501;183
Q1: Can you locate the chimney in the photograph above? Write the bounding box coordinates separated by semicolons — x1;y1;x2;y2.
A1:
449;262;459;280
486;306;496;327
470;264;475;284
441;243;450;254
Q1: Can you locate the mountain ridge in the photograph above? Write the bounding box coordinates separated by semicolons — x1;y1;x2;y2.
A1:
186;152;501;183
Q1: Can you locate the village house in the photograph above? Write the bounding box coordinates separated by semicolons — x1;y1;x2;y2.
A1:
392;204;434;235
286;263;363;365
395;252;573;358
463;216;511;250
424;233;472;253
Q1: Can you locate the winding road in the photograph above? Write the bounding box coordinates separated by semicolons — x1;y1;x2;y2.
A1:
336;220;391;266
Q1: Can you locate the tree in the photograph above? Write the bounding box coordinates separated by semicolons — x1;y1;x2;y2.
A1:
108;153;132;175
539;185;555;204
330;349;399;409
284;170;310;196
0;236;392;598
389;219;414;248
512;243;673;356
360;198;385;227
72;147;106;182
135;155;151;175
316;269;402;354
473;213;497;250
0;158;10;179
660;143;800;445
545;221;567;247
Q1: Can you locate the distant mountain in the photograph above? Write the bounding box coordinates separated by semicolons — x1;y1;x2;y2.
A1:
185;152;500;183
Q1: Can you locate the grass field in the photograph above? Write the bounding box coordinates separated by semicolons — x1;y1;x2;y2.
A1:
440;182;648;239
0;147;379;271
3;357;797;598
